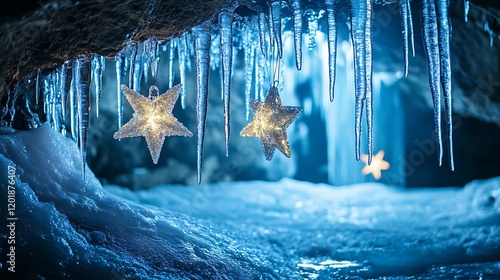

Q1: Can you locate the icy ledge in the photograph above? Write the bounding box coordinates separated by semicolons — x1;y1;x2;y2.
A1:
0;125;274;279
1;125;500;279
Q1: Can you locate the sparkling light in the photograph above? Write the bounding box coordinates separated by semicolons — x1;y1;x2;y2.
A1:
113;84;193;164
240;86;302;161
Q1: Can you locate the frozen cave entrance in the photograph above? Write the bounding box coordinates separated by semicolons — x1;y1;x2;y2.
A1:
1;0;500;279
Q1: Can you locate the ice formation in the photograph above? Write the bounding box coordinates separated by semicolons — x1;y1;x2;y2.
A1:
2;0;460;182
1;125;499;278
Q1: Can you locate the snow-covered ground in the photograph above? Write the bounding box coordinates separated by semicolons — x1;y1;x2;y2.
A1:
1;125;499;279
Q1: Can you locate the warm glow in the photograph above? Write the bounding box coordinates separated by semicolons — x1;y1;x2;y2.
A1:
240;86;302;161
361;150;390;180
113;84;192;164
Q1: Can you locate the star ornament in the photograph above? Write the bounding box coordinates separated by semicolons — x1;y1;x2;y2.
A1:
361;150;390;180
240;86;303;161
113;84;192;164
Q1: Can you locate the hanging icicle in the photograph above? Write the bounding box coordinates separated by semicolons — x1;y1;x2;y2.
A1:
257;12;269;56
36;68;41;107
365;0;374;164
349;0;368;162
192;22;211;184
244;21;256;120
59;62;68;117
220;10;234;157
325;0;337;101
151;39;160;82
421;0;443;166
178;34;189;109
399;0;415;77
306;9;319;50
91;55;105;117
169;39;176;88
115;54;124;129
128;43;137;89
437;0;454;170
70;61;78;141
291;0;303;70
464;0;470;23
269;0;283;58
74;54;91;179
133;44;143;92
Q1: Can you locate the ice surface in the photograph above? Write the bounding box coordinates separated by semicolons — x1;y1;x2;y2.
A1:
1;125;499;279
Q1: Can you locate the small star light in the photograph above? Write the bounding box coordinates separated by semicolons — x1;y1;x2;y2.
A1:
240;86;303;160
113;84;193;164
361;150;390;180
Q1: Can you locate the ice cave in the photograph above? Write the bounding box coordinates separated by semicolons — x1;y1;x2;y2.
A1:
1;0;500;279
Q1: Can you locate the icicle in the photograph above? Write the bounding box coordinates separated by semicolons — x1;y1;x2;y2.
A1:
291;0;302;70
143;41;151;84
91;55;104;117
269;0;283;58
115;55;124;129
257;12;269;56
244;22;256;121
51;72;59;131
257;50;267;101
437;0;454;170
36;68;41;107
421;0;443;165
178;34;189;109
399;0;415;77
192;22;211;184
133;44;143;92
365;0;374;164
220;10;233;157
169;39;176;88
70;61;78;141
325;0;337;101
484;22;496;47
129;43;137;89
400;0;410;77
349;0;368;161
59;62;68;117
306;9;319;50
151;40;160;81
251;47;258;120
464;0;470;23
75;54;90;179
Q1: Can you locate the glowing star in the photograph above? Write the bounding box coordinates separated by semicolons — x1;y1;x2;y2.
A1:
241;86;303;160
113;84;192;164
361;150;390;180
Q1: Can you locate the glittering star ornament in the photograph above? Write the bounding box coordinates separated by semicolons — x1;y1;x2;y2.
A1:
241;86;303;160
361;150;390;180
113;84;192;164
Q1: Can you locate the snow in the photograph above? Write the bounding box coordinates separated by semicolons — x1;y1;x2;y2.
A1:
1;125;500;279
